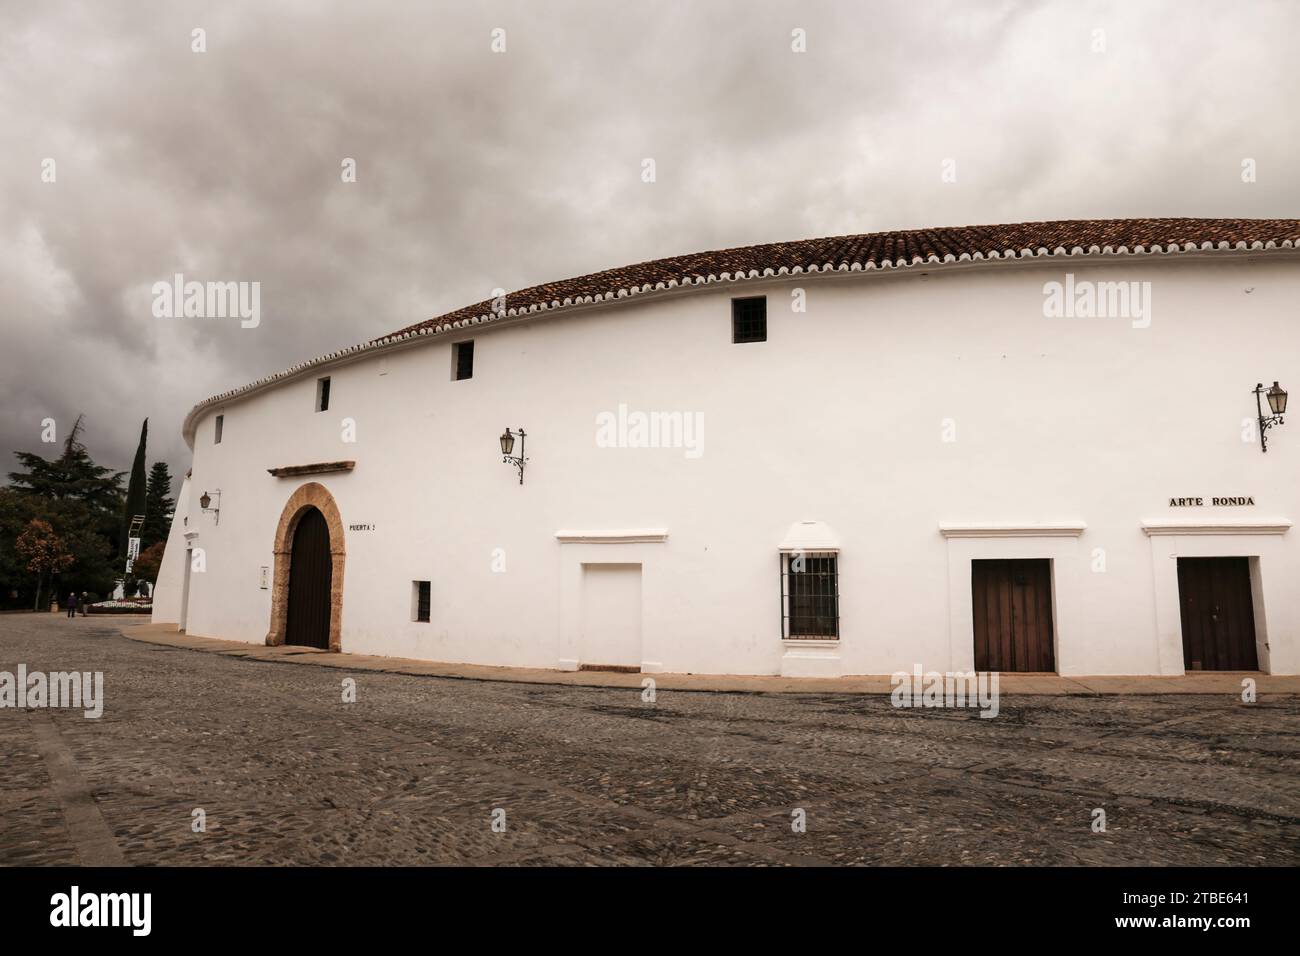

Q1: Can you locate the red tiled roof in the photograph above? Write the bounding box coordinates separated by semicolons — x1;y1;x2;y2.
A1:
382;217;1300;340
183;217;1299;447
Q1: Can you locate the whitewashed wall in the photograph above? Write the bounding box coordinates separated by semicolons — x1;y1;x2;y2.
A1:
150;475;191;625
153;252;1300;676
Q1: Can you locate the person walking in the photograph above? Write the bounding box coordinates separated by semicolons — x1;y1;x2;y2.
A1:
66;592;78;618
80;591;89;617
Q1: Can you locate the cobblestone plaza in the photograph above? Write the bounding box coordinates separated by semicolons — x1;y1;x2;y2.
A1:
2;616;1297;866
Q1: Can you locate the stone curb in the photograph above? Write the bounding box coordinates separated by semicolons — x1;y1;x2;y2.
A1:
107;620;1300;697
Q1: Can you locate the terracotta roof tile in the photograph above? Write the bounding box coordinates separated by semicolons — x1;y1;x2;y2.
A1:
382;218;1300;340
181;217;1300;446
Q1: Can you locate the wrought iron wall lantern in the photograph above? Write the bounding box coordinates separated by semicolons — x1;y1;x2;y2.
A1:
1253;381;1288;453
199;489;222;524
499;428;528;484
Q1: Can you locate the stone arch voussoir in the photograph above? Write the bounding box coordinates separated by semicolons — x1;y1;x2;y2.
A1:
266;481;345;651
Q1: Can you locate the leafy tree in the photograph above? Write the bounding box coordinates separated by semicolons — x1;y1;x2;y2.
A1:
142;460;175;549
132;541;166;584
4;415;125;601
15;519;75;610
9;415;123;511
0;489;39;608
59;526;115;596
121;419;148;558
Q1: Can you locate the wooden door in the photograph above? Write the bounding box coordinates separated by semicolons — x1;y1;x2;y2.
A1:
972;559;1055;672
1177;557;1258;671
286;508;332;649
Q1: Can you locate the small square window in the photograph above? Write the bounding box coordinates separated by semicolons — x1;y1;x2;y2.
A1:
732;297;767;343
214;415;224;444
316;377;331;412
453;341;474;381
412;581;431;623
781;551;839;639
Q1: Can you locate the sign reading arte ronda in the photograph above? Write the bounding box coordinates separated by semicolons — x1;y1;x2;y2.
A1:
1168;496;1256;507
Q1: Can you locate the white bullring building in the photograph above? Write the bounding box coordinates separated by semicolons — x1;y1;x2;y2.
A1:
152;218;1300;678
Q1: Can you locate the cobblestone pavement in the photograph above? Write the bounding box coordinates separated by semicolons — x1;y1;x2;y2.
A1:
2;615;1298;866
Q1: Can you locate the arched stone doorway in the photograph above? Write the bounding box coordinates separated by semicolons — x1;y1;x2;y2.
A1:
286;508;331;648
267;482;345;651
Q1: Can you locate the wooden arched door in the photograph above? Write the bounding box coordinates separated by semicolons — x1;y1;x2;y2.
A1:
285;507;332;649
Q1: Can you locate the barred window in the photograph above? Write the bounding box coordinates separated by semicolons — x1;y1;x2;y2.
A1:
731;296;767;343
781;551;839;639
412;581;431;623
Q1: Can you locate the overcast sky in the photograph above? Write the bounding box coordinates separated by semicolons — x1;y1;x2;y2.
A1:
2;0;1297;484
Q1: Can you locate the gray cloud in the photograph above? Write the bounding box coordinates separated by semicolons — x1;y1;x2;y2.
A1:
2;0;1297;480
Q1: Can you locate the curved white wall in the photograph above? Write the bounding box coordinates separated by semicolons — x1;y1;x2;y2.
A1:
154;252;1300;676
150;474;191;626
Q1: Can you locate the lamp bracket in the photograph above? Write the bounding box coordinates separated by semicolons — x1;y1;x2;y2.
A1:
501;429;528;484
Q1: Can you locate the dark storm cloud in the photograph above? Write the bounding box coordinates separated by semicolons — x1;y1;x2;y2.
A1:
2;0;1297;480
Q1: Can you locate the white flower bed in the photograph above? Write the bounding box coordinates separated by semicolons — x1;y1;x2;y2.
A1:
86;600;154;614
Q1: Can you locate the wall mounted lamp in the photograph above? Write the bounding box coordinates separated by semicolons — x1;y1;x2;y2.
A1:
199;489;222;524
1253;382;1288;453
499;428;528;484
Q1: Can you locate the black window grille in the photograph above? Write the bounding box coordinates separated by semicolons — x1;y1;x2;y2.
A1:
414;581;431;623
454;341;474;380
731;296;767;343
214;415;223;444
781;551;839;639
317;377;331;412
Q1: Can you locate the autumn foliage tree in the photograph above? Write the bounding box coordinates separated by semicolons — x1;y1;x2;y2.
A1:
15;519;75;610
131;540;166;584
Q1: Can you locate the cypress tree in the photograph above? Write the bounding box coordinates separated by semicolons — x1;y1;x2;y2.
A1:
142;460;176;548
121;419;148;559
